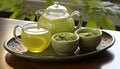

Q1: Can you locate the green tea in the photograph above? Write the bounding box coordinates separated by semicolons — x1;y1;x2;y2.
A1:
38;15;75;35
21;27;51;53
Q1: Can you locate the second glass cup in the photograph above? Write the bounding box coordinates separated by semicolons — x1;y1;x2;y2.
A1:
14;23;51;53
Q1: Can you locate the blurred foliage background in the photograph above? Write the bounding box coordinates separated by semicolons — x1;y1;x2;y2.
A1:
0;0;120;30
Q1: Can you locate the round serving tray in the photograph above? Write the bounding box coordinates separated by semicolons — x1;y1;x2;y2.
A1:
4;30;115;61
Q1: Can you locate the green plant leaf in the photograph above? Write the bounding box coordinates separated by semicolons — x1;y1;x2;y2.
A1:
0;0;26;11
0;0;26;20
26;12;35;21
45;0;54;8
10;12;26;20
16;14;26;20
82;0;102;15
10;12;18;19
69;0;82;6
69;1;78;6
86;18;98;28
101;1;120;18
88;0;102;9
87;9;115;30
0;0;14;11
87;9;103;28
65;6;73;13
101;16;115;30
117;12;120;18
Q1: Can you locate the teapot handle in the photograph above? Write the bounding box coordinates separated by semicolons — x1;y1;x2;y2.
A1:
35;9;45;21
71;11;82;30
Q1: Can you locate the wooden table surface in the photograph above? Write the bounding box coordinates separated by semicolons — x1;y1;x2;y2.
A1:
0;18;120;69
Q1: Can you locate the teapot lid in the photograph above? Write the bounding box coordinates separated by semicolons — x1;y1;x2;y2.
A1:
45;2;69;18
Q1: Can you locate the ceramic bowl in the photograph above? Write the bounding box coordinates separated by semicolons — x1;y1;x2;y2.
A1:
51;32;79;56
75;28;102;51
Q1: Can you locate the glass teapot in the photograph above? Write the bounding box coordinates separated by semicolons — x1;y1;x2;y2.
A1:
36;2;82;35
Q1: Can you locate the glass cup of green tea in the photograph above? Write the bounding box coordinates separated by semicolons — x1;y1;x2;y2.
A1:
13;23;51;53
75;28;102;51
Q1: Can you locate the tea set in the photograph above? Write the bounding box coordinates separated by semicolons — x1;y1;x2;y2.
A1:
13;2;102;56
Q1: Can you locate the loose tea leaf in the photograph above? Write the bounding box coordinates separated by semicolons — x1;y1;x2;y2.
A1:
54;33;77;41
79;32;96;37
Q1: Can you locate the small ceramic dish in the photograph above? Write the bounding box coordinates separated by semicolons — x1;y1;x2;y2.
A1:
51;32;79;56
75;28;102;51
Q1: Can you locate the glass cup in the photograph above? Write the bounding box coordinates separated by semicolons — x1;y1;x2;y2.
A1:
13;23;51;53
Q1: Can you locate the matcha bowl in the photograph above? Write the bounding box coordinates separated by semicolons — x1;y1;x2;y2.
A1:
75;28;102;51
51;32;79;56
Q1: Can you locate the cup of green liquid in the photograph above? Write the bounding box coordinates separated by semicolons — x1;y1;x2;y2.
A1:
13;23;51;53
75;28;102;51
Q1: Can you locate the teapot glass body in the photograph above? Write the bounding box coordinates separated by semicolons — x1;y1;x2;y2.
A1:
38;14;75;35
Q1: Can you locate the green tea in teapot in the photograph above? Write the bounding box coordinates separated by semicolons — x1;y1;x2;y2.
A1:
38;16;74;35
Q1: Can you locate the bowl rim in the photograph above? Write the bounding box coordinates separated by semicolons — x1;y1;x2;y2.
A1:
52;32;79;42
75;28;102;38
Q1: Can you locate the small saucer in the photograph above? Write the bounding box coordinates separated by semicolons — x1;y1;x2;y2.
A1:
4;31;115;61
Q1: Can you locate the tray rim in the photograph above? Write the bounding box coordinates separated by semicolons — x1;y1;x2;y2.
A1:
4;30;115;61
